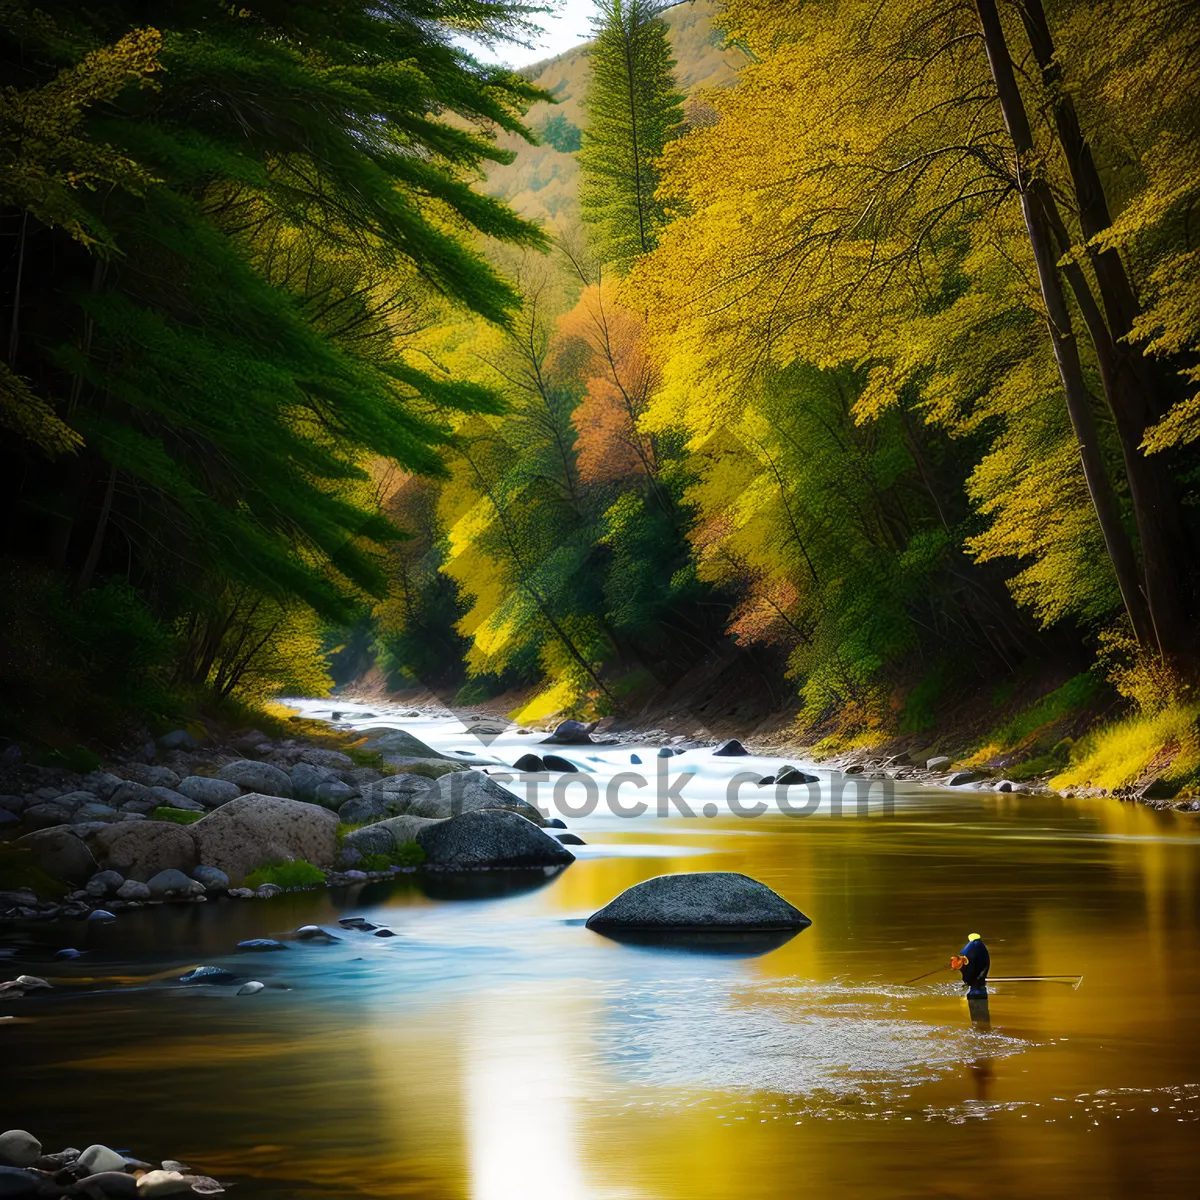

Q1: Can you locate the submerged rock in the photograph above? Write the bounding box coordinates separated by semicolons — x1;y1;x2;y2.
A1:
774;765;819;786
541;754;579;773
237;939;288;952
586;872;811;932
711;739;748;757
416;810;575;870
236;982;265;996
540;719;595;745
511;753;545;772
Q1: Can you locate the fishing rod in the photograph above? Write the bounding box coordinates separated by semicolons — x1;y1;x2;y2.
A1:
900;968;1083;988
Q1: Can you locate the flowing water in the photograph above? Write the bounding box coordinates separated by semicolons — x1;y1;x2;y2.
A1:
4;700;1199;1198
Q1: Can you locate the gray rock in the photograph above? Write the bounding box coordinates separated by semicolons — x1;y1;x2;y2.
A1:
995;779;1019;793
75;1145;126;1175
416;810;575;870
289;761;338;802
176;776;241;809
148;786;205;812
80;772;124;800
50;790;99;812
158;729;200;751
21;802;72;830
91;821;196;881
340;815;440;862
0;796;26;814
0;812;18;829
406;770;545;825
512;754;545;772
190;794;338;884
353;727;448;759
116;879;151;901
312;780;355;810
712;739;748;757
255;883;282;898
0;1165;39;1196
227;888;253;899
237;939;288;951
216;760;293;798
586;872;811;931
15;827;97;882
191;865;229;892
926;756;951;770
541;754;578;773
117;764;181;789
85;870;125;898
298;748;355;770
87;909;117;921
111;780;158;810
32;1148;78;1169
75;1170;136;1197
147;868;205;899
237;981;265;995
946;771;978;786
775;766;820;786
0;1131;40;1168
540;719;595;745
71;802;120;824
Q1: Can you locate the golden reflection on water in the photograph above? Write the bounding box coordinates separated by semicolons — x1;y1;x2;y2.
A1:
4;785;1200;1199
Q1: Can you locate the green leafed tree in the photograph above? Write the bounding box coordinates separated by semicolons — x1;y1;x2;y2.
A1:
0;0;549;729
577;0;684;270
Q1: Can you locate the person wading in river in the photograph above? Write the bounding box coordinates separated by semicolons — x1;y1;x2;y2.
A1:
952;932;991;1025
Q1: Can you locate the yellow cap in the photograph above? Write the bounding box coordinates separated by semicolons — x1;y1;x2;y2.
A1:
967;932;981;941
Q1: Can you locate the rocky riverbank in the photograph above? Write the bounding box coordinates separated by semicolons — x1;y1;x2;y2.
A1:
0;1128;223;1196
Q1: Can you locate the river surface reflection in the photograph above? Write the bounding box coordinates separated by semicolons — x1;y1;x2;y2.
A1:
3;702;1198;1198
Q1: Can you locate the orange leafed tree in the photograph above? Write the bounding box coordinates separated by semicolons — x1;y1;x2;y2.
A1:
549;282;659;486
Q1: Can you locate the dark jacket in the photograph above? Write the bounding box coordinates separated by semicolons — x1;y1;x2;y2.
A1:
959;938;990;995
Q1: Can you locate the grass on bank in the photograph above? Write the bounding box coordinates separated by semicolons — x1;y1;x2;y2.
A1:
244;860;325;890
1052;701;1200;794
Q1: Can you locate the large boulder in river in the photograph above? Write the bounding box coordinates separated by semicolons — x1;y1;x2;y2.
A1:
540;719;595;745
16;827;97;882
176;776;241;809
586;872;811;932
216;759;293;798
416;810;575;869
91;821;197;881
190;793;338;883
406;770;546;825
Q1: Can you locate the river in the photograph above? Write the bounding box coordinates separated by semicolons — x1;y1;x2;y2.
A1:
3;700;1199;1198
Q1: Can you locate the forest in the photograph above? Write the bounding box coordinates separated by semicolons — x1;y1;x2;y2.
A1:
1;0;1198;792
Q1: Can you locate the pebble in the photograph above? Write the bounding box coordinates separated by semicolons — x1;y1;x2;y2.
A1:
0;1130;40;1168
236;981;265;996
292;925;339;942
88;909;117;921
76;1144;127;1175
179;967;238;984
373;928;396;938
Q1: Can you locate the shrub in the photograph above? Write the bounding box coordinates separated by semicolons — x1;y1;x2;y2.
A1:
357;841;425;872
244;859;325;890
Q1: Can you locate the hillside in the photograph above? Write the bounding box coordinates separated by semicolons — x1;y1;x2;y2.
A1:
482;0;746;225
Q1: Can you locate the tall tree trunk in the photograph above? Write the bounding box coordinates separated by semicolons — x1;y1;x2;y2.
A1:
973;0;1154;648
1016;0;1189;658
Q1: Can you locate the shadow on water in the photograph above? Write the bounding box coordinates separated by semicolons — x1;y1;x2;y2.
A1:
413;866;566;902
587;925;806;957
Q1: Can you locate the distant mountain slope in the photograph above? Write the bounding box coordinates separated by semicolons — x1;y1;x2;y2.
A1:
483;0;745;227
